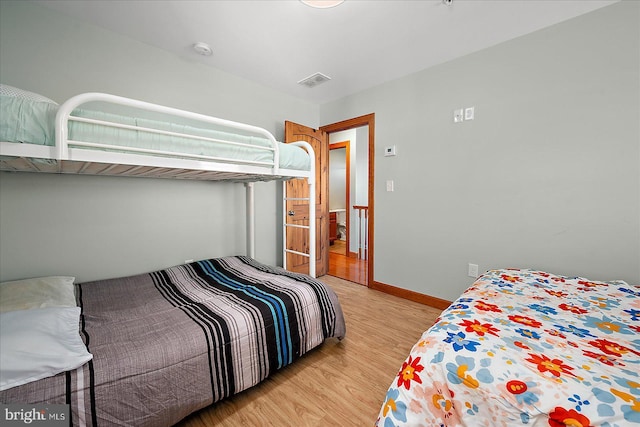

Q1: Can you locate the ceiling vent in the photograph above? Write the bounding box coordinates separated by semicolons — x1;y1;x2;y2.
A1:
297;72;332;88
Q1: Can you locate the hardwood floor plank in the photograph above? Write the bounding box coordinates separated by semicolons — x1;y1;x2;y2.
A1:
176;275;443;427
328;252;367;285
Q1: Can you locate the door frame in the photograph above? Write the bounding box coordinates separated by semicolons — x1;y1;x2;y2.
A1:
320;113;375;287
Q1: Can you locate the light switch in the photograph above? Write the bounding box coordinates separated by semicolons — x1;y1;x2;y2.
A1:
465;107;475;120
386;180;394;192
453;108;464;123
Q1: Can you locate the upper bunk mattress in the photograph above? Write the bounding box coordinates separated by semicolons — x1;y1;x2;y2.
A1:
0;89;310;171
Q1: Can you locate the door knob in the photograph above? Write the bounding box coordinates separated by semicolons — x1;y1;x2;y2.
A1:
288;210;295;216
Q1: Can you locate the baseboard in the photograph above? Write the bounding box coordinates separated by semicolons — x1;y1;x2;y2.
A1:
370;280;452;310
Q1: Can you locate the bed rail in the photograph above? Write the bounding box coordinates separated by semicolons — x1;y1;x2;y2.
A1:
55;92;281;173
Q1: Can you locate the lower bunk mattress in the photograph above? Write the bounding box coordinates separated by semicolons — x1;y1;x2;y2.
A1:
376;269;639;427
0;256;346;426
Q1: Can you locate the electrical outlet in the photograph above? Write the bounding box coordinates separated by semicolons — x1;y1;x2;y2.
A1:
468;263;479;278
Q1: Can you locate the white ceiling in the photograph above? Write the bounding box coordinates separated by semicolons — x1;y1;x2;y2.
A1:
33;0;618;105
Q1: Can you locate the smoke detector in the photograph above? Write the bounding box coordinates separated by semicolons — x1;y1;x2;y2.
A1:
192;42;213;56
297;72;332;88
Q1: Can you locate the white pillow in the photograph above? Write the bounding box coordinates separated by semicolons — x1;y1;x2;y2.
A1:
0;84;58;104
0;276;77;313
0;307;93;391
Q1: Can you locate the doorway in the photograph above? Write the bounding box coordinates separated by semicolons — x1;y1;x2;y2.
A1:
328;138;366;285
322;114;374;286
329;141;349;256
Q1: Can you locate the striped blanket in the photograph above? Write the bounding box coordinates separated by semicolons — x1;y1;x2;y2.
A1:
0;256;345;426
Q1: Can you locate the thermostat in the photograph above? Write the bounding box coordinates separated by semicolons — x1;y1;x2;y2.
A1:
384;145;397;157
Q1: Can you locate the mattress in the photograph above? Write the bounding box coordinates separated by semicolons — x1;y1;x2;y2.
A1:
0;92;310;171
376;269;639;427
0;256;345;426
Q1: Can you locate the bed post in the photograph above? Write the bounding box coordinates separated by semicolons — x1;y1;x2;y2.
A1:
245;182;255;259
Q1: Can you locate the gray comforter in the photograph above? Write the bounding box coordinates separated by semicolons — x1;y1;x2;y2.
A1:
0;256;345;426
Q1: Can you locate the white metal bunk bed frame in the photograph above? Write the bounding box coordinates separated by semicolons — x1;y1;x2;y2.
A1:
0;92;316;277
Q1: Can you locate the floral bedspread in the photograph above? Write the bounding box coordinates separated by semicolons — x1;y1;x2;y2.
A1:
376;269;640;427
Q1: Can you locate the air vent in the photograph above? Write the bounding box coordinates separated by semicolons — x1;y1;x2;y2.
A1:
297;72;332;88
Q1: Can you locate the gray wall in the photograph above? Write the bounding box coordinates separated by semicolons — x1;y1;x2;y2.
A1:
0;1;318;282
321;1;640;300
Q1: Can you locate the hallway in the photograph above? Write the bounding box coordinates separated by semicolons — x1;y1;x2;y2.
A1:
328;241;367;285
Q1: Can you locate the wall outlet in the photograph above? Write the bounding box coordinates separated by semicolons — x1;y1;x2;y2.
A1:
468;263;479;278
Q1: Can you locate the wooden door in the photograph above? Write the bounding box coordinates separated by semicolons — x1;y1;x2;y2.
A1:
284;121;329;277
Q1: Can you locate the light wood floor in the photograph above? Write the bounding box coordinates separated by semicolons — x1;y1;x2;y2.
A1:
176;275;443;427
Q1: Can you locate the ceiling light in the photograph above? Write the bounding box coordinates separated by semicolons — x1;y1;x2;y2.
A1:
192;42;213;56
301;0;345;9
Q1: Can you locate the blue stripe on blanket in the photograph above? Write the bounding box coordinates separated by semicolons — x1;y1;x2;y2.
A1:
197;259;293;368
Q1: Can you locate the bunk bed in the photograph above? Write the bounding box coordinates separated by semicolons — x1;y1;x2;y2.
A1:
0;84;316;271
0;85;344;426
376;269;639;427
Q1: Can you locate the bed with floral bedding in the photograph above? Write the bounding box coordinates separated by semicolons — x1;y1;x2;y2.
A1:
376;269;639;427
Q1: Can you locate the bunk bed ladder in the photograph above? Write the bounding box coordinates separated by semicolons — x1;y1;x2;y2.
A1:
246;177;315;278
282;142;316;278
282;185;316;278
